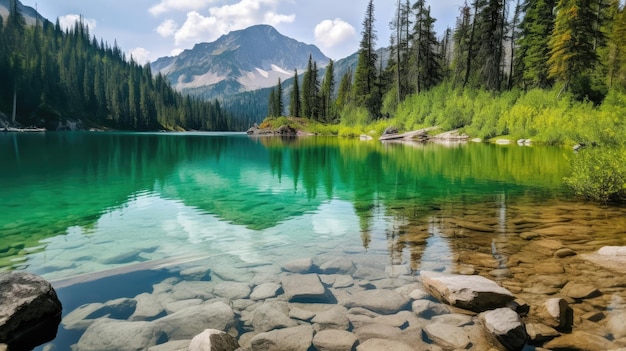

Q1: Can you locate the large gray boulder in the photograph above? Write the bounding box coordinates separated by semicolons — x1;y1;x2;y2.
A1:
188;329;240;351
75;319;164;351
250;325;314;351
420;271;515;312
153;301;237;339
312;330;358;351
481;308;527;351
250;301;298;332
0;272;62;349
281;274;332;303
344;289;410;315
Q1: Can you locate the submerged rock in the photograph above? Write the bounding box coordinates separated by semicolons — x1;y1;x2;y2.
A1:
344;289;410;315
420;271;515;312
0;272;62;350
312;330;358;351
250;325;314;351
75;319;164;351
281;274;332;303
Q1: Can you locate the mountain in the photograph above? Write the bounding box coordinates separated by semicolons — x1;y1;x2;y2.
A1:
151;25;330;100
0;0;48;26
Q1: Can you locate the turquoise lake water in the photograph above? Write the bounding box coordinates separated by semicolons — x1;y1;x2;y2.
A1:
1;132;595;349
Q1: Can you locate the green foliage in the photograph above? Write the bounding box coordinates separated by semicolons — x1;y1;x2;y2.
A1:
564;147;626;203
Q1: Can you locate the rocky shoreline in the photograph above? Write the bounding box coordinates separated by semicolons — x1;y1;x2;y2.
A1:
2;243;621;351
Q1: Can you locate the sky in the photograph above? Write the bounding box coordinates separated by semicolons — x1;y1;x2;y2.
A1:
21;0;464;63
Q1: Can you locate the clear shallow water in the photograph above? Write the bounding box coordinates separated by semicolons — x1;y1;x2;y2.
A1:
0;132;569;279
6;132;622;350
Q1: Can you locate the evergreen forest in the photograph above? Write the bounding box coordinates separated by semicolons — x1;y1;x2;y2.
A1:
0;0;245;131
264;0;626;202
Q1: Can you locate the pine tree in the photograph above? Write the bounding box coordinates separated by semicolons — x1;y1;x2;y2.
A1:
354;0;381;118
320;59;335;122
301;55;320;120
268;88;276;117
289;69;301;117
452;2;474;88
548;0;601;94
336;68;353;111
517;0;557;88
608;3;626;89
275;78;283;117
410;2;442;93
474;0;506;90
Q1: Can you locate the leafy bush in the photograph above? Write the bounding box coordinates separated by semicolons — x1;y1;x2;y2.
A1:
564;147;626;203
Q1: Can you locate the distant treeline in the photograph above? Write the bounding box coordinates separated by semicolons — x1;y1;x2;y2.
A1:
0;0;253;131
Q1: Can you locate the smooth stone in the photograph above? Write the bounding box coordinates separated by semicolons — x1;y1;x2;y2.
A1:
281;274;331;303
352;266;387;281
489;268;513;278
542;298;573;332
534;262;565;274
319;258;356;275
356;338;416;351
420;271;515;312
423;323;471;349
130;293;164;321
164;299;203;314
213;282;251;300
543;331;612;350
609;311;626;339
312;330;358;351
250;283;281;301
408;288;429;300
525;323;560;344
520;232;540;240
180;266;212;281
153;301;237;339
75;319;164;351
288;307;316;322
333;275;355;288
561;282;601;300
555;248;577;258
311;306;350;330
0;272;62;348
282;258;315;274
251;301;298;332
250;325;314;351
188;329;240;351
344;289;410;315
147;340;190;351
431;313;473;327
581;246;626;273
169;281;214;300
62;303;105;330
411;300;450;318
481;308;527;351
353;323;404;342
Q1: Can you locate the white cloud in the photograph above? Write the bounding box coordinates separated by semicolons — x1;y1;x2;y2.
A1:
149;0;215;16
314;18;356;49
156;19;179;38
130;47;151;64
59;14;97;32
173;0;295;47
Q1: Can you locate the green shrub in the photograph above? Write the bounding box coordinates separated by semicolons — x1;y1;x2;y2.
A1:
564;147;626;203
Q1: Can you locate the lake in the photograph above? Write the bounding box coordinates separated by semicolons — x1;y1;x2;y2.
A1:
1;132;625;350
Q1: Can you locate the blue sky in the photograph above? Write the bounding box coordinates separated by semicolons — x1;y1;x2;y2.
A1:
22;0;463;63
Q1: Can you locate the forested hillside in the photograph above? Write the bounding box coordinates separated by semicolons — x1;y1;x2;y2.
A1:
268;0;626;138
0;0;246;131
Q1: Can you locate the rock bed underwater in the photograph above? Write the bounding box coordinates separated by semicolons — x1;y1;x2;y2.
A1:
27;200;626;351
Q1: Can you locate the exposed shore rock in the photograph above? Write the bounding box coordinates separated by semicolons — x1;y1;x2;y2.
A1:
188;329;239;351
420;271;515;312
481;308;528;351
581;246;626;273
246;124;297;136
0;272;62;350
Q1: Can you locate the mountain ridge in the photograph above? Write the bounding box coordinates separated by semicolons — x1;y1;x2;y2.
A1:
151;24;330;100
